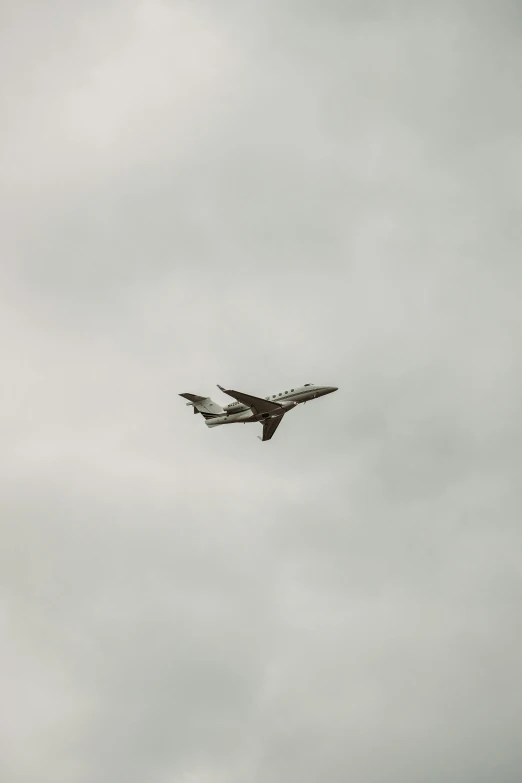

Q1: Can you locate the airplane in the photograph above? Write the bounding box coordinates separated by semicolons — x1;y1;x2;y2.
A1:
180;383;338;441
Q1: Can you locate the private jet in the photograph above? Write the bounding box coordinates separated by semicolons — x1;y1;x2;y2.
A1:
180;383;338;441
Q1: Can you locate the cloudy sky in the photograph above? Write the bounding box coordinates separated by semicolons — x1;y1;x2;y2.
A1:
1;1;521;781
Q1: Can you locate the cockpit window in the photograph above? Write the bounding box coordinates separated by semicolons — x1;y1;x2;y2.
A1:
304;383;313;387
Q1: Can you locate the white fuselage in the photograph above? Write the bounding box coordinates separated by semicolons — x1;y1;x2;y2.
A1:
205;383;337;428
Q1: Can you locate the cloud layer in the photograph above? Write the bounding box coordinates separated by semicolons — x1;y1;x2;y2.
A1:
1;2;521;782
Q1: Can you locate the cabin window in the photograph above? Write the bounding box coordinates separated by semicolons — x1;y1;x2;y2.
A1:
279;393;282;396
291;389;294;392
285;391;288;394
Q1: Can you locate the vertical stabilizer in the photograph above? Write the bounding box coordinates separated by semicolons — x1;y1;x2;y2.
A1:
179;393;224;418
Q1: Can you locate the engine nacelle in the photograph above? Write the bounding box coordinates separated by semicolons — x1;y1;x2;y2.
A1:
224;402;248;413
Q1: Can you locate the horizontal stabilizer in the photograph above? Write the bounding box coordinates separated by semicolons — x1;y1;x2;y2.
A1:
180;392;206;403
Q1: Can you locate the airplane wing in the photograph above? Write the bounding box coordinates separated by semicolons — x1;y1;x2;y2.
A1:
260;415;284;441
218;386;283;415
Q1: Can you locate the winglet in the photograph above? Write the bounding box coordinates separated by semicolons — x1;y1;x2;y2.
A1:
217;384;226;391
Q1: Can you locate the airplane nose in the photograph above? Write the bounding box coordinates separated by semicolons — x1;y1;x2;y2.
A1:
329;386;338;393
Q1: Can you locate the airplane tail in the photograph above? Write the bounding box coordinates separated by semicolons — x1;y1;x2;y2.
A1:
179;393;224;420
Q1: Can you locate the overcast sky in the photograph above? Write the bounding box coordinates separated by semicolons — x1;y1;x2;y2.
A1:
1;1;521;782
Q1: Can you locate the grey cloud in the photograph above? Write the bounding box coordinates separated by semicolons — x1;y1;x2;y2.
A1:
1;1;521;782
